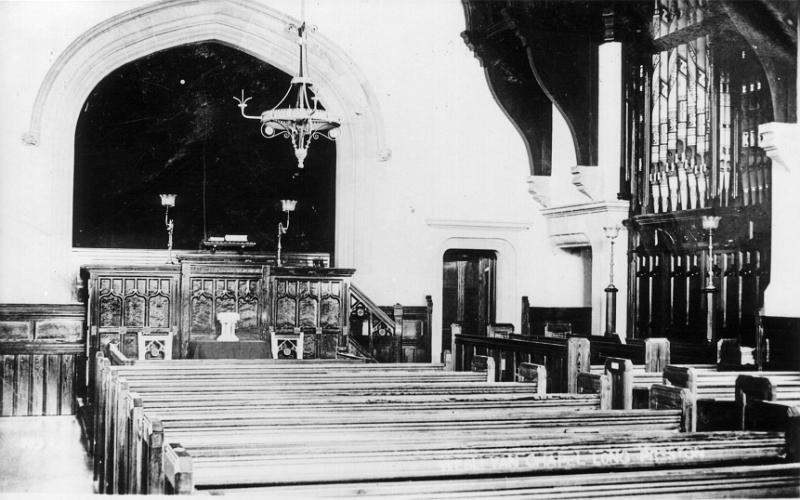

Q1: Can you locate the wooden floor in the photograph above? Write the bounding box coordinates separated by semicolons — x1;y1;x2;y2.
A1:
0;416;93;494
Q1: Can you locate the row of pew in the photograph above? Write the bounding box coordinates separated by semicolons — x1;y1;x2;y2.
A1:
91;343;800;497
453;333;800;430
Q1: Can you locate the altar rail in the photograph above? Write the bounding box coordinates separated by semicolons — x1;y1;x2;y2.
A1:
0;303;86;416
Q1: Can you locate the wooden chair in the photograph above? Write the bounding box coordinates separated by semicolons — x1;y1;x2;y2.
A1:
136;332;172;361
270;327;304;359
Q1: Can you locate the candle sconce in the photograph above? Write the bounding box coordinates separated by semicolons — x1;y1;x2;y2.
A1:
276;199;297;266
159;194;177;264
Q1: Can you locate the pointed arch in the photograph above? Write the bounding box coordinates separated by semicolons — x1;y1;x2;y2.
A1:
25;0;387;266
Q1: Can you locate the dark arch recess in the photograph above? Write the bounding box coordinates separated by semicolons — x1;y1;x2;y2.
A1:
73;41;336;253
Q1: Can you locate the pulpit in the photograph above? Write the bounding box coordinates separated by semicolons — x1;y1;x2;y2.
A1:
82;257;353;360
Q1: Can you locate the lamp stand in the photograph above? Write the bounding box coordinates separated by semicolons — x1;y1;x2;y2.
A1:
276;211;291;266
165;206;175;264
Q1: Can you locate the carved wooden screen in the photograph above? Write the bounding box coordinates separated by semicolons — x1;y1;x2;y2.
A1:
84;266;180;358
180;261;268;355
269;269;354;359
623;1;776;344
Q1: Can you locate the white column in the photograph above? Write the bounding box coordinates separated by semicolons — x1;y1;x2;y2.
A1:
759;14;800;318
597;41;623;200
760;122;800;317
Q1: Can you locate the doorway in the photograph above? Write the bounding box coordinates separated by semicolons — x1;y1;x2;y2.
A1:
442;249;497;349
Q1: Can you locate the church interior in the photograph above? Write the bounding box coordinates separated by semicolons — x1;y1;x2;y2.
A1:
1;0;799;496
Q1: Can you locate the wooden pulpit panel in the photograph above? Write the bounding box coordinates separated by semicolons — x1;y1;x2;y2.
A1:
269;268;354;359
86;268;180;359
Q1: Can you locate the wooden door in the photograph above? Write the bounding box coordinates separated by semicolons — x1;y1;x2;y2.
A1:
442;250;497;348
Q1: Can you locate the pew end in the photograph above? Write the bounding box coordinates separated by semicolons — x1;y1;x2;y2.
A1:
663;365;698;393
604;357;633;410
164;442;194;495
576;372;612;410
650;384;696;432
106;341;135;366
566;337;590;393
441;349;453;371
644;338;670;372
470;355;496;382
516;362;546;394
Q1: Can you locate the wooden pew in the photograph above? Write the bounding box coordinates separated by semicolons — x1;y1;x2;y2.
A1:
109;378;608;492
92;353;552;492
659;365;800;431
453;333;703;407
93;356;502;493
98;355;691;494
95;346;798;498
453;333;590;391
198;463;800;498
162;430;794;494
736;374;800;433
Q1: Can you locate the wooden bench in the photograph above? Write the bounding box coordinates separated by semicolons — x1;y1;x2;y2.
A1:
95;354;692;494
93;355;503;493
736;374;800;433
91;347;798;498
453;333;590;390
198;463;800;498
163;430;795;494
93;353;556;492
658;365;800;431
100;362;612;493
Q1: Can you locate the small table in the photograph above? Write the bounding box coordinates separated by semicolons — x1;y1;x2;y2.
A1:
201;240;257;254
187;340;270;359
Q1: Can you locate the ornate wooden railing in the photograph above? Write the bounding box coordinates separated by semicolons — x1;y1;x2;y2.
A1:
348;286;432;363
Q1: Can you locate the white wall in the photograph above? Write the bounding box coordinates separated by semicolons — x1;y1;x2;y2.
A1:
0;0;592;357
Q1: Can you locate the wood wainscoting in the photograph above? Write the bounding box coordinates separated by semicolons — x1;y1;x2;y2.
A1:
0;304;86;416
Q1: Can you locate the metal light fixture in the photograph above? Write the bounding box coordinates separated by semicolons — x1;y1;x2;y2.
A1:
276;199;297;266
603;225;621;338
159;194;177;264
234;1;340;169
701;215;722;342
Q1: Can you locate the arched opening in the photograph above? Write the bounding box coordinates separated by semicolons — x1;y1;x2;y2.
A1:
23;0;387;301
73;41;336;254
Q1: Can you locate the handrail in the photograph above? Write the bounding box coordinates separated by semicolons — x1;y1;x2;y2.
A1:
349;284;397;331
338;336;378;363
106;342;135;365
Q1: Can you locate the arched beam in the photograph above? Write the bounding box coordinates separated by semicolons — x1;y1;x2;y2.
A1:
503;2;601;167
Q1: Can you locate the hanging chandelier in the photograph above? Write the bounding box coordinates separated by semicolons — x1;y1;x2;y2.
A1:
234;6;340;169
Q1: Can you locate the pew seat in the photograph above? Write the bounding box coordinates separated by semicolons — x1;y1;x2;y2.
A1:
162;431;795;495
205;463;800;498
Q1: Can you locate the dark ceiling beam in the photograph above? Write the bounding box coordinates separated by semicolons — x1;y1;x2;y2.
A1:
503;3;600;167
461;1;554;176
